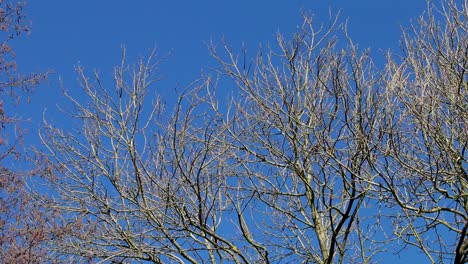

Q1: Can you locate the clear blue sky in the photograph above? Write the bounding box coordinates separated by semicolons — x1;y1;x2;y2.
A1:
14;1;428;263
15;0;426;125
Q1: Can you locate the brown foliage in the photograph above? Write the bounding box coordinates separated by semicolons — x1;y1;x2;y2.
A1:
0;0;49;263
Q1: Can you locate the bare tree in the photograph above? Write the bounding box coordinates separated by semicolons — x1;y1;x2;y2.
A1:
38;49;263;263
37;1;467;263
208;14;392;263
38;16;390;264
377;0;468;263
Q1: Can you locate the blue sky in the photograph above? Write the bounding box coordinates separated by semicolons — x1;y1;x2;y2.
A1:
14;1;429;263
15;0;427;125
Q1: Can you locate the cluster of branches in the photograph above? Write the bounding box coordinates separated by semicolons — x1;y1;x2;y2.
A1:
30;0;467;263
0;0;49;263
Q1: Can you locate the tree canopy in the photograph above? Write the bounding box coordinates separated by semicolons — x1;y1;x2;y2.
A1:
1;0;467;263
